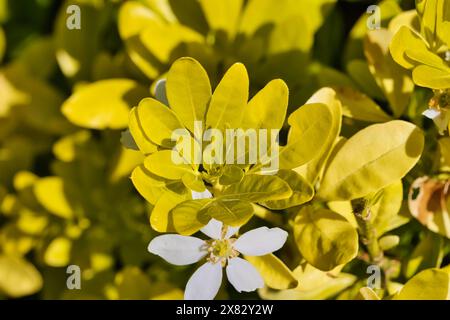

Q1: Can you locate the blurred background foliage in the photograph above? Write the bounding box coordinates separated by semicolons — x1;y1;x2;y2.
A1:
0;0;449;300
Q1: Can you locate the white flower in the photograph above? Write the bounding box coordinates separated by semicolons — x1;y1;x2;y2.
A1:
148;218;288;300
423;107;450;135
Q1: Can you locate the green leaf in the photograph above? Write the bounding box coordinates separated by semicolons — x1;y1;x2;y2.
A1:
44;237;72;267
333;86;392;122
242;79;289;130
246;254;298;290
131;165;186;205
150;190;191;233
221;174;292;202
0;255;43;298
130;98;184;148
219;165;244;185
294;207;359;271
128;108;158;155
181;172;206;192
294;88;343;184
358;287;381;300
259;264;356;300
262;170;314;210
319;121;424;201
364;29;414;117
205;199;253;227
239;0;336;37
404;231;444;279
346;59;385;101
118;1;164;79
206;63;249;130
396;268;450;300
390;26;444;70
372;181;408;236
171;199;212;235
140;22;203;65
0;65;69;134
33;177;73;219
166;57;212;133
378;235;400;251
62;79;148;130
279;103;333;169
199;0;243;38
412;64;450;89
116;267;152;300
144;150;196;180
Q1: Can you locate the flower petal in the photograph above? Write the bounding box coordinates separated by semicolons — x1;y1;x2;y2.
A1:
201;218;239;239
191;189;213;200
148;235;207;266
200;218;222;239
234;227;288;256
226;257;264;293
423;108;441;120
185;262;223;300
225;226;240;239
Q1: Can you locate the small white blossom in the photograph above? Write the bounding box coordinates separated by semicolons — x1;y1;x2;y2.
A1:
148;217;288;300
423;107;450;135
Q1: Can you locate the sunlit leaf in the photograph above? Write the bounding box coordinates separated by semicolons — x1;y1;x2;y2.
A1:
319;121;424;201
62;79;148;130
0;255;43;298
246;254;298;290
294;207;358;271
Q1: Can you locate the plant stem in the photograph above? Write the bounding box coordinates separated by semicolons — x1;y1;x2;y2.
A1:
351;199;384;264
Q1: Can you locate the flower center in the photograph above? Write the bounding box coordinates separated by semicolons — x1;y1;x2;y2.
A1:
207;238;239;266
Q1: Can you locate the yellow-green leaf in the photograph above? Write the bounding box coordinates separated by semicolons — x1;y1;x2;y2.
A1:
246;254;298;290
199;0;243;38
334;86;391;122
62;79;148;129
140;22;203;65
166;57;211;133
358;287;381;300
206;63;249;130
130;98;184;148
171;199;212;235
294;207;358;271
33;177;73;219
364;29;414;117
412;64;450;89
294;88;343;184
221;174;292;202
319;121;424;201
0;255;43;298
144;150;195;180
262;170;314;210
127;113;155;154
404;231;444;279
131;165;186;205
396;268;450;300
279;103;333;169
242;79;289;130
44;237;72;267
206;199;253;227
390;26;443;70
150;190;190;233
